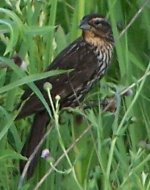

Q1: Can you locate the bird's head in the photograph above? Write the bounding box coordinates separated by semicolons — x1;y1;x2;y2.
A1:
80;14;114;45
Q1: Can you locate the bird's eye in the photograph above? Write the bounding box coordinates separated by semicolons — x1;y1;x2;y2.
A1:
94;20;102;25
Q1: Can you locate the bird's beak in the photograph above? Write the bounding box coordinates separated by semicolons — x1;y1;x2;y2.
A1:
79;20;91;30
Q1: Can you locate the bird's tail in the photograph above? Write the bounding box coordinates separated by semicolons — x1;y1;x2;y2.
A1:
20;111;49;178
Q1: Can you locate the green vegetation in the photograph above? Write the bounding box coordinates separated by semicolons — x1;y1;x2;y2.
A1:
0;0;150;189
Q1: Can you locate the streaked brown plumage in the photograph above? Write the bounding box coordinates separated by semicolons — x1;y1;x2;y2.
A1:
17;13;114;178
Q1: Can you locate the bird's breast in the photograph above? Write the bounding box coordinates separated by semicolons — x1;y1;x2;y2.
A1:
94;43;113;77
61;41;113;107
83;43;113;92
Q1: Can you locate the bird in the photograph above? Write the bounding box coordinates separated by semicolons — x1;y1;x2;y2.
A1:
16;13;114;178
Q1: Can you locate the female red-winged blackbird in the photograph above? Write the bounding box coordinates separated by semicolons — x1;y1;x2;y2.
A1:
17;13;114;178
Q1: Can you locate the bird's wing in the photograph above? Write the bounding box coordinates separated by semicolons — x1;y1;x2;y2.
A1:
17;37;98;119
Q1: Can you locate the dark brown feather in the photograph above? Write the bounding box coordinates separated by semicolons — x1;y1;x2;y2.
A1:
17;38;98;119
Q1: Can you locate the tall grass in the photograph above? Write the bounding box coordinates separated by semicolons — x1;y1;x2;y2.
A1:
0;0;150;189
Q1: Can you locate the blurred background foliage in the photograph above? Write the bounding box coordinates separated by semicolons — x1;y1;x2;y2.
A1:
0;0;150;190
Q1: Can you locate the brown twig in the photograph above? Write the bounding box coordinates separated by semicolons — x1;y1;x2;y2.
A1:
119;70;150;96
117;0;150;41
101;67;150;112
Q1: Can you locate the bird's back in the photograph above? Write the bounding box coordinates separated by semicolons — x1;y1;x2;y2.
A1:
17;38;99;118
